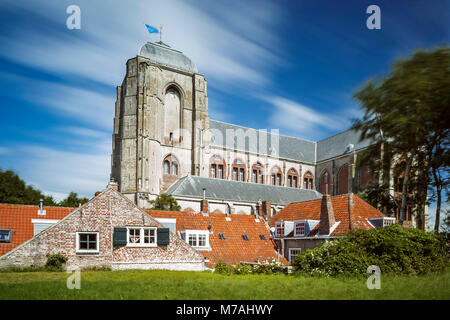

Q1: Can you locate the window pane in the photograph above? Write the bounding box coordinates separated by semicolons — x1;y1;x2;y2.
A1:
293;176;297;188
129;228;141;244
164;161;170;174
211;164;216;177
239;168;244;181
218;165;223;179
143;229;155;244
252;170;257;183
188;234;197;246
172;162;178;175
233;167;237;180
198;234;206;247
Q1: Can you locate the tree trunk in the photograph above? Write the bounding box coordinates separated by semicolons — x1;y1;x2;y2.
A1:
399;155;413;224
433;166;442;233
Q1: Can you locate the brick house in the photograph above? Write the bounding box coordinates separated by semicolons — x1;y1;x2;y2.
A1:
0;184;205;271
148;200;288;268
269;193;395;263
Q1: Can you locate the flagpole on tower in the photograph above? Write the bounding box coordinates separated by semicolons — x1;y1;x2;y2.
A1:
159;24;163;42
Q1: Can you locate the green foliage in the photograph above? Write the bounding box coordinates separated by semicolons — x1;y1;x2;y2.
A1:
293;225;448;277
352;47;450;227
0;168;89;207
58;192;89;207
45;254;68;271
0;169;57;206
149;193;181;211
81;265;112;272
214;259;286;275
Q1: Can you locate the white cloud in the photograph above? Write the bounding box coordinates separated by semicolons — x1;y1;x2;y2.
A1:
263;95;349;140
4;144;110;200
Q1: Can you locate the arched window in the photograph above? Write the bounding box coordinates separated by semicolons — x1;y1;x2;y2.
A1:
337;164;349;195
270;165;283;186
360;165;373;187
232;159;246;182
163;155;179;176
303;171;314;189
210;155;225;179
319;170;330;194
287;168;299;188
251;162;264;184
164;87;181;144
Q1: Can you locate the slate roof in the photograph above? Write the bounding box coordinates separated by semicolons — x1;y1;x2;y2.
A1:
139;41;198;73
165;175;322;206
0;204;75;256
209;120;373;164
209;120;317;163
269;194;385;237
148;210;288;268
316;128;375;162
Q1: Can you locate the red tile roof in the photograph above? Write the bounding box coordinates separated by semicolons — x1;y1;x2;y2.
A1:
148;210;288;268
269;194;385;237
0;203;75;256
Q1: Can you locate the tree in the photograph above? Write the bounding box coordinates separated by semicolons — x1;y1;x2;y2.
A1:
0;169;57;205
149;193;181;211
353;47;450;229
58;192;89;207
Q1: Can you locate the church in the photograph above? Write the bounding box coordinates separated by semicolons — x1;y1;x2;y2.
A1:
110;41;379;217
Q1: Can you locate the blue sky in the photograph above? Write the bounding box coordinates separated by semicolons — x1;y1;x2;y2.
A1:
0;0;448;227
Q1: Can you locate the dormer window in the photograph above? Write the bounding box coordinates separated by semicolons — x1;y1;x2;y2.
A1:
294;221;305;237
185;230;209;249
275;222;284;238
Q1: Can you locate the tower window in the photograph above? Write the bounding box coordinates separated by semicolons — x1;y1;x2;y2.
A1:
163;155;179;176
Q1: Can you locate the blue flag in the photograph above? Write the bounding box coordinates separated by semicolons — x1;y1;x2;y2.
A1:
145;24;159;34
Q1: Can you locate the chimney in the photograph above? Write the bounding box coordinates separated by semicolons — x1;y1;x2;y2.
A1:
261;200;271;219
200;188;209;214
38;199;46;216
319;194;335;235
107;178;119;191
255;200;262;216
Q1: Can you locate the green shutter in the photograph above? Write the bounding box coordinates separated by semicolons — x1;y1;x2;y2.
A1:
113;227;127;246
157;228;170;245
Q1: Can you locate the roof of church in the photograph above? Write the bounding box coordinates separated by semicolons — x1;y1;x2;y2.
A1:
165;175;322;206
316;128;375;162
139;41;198;73
209;120;374;164
209;120;317;163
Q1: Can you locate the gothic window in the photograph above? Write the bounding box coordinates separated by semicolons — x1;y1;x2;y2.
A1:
232;159;246;182
163;155;179;177
210;155;225;179
303;171;314;190
270;165;283;186
164;87;181;144
337;164;349;195
287;168;299;188
319;170;330;194
251;162;264;184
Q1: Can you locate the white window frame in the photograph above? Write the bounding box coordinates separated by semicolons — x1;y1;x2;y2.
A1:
275;222;284;238
294;221;306;237
289;248;302;263
185;230;209;249
126;227;157;247
76;232;99;254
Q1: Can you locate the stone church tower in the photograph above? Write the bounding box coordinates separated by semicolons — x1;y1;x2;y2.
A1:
111;41;209;205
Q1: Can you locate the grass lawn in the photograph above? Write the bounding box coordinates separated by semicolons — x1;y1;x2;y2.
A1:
0;269;449;300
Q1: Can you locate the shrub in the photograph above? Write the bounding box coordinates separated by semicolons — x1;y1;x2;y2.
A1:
81;265;112;272
214;259;286;275
45;254;68;271
293;225;449;277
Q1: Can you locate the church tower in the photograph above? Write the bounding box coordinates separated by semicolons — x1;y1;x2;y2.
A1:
111;41;209;206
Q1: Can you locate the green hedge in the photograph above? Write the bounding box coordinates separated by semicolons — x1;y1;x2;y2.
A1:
215;259;286;275
293;225;449;277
